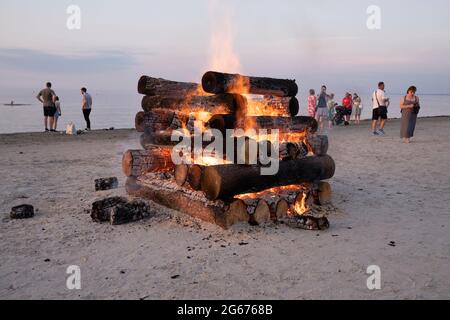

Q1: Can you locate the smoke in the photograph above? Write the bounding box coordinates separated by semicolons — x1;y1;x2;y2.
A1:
207;0;241;73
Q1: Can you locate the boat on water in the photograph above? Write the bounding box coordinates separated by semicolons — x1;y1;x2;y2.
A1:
3;101;32;106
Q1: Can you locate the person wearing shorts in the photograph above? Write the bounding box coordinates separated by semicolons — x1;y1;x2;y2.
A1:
372;82;390;135
36;82;56;132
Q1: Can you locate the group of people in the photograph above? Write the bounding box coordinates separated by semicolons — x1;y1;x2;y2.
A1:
307;82;421;143
307;86;363;130
36;82;93;132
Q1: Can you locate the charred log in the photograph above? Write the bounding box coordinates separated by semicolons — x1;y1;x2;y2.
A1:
202;71;298;97
201;155;336;200
122;147;174;177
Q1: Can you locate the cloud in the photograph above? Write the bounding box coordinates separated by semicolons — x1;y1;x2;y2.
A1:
0;48;136;73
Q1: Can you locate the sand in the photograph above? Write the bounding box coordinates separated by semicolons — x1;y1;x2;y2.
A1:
1;118;449;300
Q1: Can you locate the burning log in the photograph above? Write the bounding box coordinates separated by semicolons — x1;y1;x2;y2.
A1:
313;181;332;205
138;76;201;97
247;96;299;117
275;199;289;220
140;129;178;147
307;135;329;156
202;71;298;97
141;94;246;115
201;155;336;200
247;199;271;225
174;164;204;190
135;110;188;133
122;147;174;177
207;114;318;135
126;177;249;229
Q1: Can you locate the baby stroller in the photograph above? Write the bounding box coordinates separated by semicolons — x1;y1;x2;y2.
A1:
332;106;351;126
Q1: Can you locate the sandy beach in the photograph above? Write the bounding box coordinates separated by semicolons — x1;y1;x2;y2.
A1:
1;117;449;300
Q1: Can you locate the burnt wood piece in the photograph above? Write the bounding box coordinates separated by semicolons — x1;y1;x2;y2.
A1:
141;94;246;115
95;177;119;191
138;76;201;97
135;110;188;133
125;177;248;229
201;155;336;200
10;204;34;219
109;200;155;225
202;71;298;97
91;196;128;222
122;147;174;177
207;114;318;135
284;215;330;231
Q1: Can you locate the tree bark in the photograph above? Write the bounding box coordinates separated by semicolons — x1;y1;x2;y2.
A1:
138;76;202;97
141;94;246;115
207;114;318;135
122;147;174;177
202;71;298;97
201;155;336;200
135;110;188;133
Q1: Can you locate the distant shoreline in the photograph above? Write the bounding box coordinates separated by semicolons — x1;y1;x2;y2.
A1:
0;116;449;136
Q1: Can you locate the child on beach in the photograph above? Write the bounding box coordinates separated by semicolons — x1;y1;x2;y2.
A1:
307;89;317;118
53;96;62;131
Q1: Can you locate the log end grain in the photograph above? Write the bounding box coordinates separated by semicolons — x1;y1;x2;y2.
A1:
122;150;133;177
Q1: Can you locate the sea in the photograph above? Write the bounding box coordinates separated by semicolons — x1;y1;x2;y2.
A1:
0;89;449;134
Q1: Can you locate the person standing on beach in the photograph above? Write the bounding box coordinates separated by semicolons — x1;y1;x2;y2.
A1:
36;82;56;132
400;86;420;144
316;85;331;131
342;92;353;125
327;93;336;129
53;96;62;131
352;93;362;124
372;82;390;135
81;87;92;130
307;89;317;118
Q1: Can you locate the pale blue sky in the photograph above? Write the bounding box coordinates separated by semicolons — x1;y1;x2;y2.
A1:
1;0;450;95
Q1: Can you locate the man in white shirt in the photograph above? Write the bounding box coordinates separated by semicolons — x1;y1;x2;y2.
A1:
371;82;390;135
81;87;93;130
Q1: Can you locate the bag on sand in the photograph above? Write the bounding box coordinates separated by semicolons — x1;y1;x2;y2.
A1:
66;122;77;135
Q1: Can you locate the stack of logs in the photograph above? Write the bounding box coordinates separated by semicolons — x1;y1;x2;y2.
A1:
123;71;335;229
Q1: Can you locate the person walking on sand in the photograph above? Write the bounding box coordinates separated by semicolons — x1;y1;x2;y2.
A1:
53;96;62;131
36;82;56;132
316;85;331;131
81;87;92;130
400;86;420;144
372;82;390;135
352;93;362;124
307;89;317;118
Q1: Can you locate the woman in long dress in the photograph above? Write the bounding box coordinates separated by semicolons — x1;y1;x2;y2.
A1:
400;86;420;144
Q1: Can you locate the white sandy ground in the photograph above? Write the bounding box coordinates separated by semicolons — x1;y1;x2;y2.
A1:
0;117;449;300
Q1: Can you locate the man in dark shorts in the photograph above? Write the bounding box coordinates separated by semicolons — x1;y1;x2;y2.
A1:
36;82;57;132
371;82;390;135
